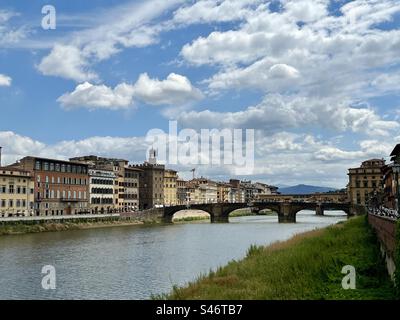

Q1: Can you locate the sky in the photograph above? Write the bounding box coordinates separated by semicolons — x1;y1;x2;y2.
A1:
1;0;400;188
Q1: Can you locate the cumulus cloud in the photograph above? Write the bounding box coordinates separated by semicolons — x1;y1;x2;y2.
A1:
0;73;11;86
133;73;203;106
37;44;98;82
181;0;400;101
177;94;399;136
57;73;203;109
208;60;300;91
0;131;149;166
57;82;135;110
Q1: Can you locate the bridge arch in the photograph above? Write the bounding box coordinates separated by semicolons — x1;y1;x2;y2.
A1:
167;208;212;223
162;202;352;224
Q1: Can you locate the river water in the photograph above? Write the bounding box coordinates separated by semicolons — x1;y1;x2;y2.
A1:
0;211;347;300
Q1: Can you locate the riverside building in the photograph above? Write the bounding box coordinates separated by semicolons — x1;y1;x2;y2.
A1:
0;167;35;217
348;159;385;206
88;169;117;213
132;149;165;210
70;156;140;212
164;169;178;206
8;157;89;216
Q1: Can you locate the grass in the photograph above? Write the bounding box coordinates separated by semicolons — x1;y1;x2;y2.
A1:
162;216;397;300
173;216;210;223
0;218;145;236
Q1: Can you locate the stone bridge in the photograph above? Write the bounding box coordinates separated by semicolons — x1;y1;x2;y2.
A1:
163;201;354;223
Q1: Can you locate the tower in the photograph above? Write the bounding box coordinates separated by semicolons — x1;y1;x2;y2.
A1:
148;147;157;165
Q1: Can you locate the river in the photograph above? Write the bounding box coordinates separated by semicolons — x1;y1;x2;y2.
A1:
0;210;347;299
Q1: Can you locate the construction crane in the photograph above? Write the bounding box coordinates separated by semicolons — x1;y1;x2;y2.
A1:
177;168;196;180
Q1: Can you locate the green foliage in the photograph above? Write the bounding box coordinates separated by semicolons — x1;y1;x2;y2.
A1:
165;217;396;300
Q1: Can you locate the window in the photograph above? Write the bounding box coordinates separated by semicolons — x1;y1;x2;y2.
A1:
44;162;49;171
8;200;13;207
16;200;21;207
35;161;41;170
9;185;14;194
50;163;54;171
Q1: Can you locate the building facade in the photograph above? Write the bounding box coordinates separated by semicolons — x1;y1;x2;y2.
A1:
164;169;178;206
120;166;140;211
70;156;140;212
177;178;187;205
0;167;35;217
9;157;89;216
348;159;386;206
381;145;400;211
88;169;117;213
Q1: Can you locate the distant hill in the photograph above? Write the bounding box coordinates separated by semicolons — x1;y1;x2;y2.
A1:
278;184;337;195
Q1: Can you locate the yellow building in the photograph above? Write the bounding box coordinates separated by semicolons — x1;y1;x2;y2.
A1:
348;159;385;206
164;169;178;206
0;167;35;217
217;183;231;203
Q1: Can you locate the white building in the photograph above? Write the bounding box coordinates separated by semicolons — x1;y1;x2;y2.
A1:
89;169;117;213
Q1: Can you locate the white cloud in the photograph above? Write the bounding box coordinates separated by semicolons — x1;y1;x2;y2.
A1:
181;0;400;101
0;131;149;166
37;0;183;81
176;94;399;136
0;9;29;47
0;74;11;86
207;60;300;91
172;0;262;24
133;73;203;106
57;82;135;110
57;73;203;109
37;44;98;82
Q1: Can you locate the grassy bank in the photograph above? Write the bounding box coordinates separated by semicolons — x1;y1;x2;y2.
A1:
173;216;210;223
164;216;396;300
0;219;147;236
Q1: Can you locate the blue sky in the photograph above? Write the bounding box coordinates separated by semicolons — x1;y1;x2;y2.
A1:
1;0;400;187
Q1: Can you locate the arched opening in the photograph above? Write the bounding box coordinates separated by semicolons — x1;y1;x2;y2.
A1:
170;209;211;223
227;207;279;222
296;209;348;223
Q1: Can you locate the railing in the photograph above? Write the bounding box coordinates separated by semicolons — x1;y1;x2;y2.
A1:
368;206;400;220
